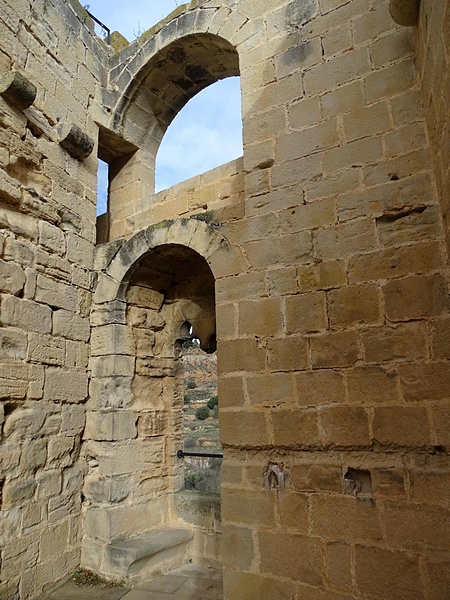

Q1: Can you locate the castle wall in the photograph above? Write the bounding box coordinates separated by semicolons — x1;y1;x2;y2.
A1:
416;0;450;257
0;1;109;597
0;0;449;599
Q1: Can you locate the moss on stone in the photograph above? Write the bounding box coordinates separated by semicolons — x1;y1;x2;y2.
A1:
110;31;129;52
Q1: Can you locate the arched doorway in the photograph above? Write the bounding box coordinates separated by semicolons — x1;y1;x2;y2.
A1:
82;219;226;579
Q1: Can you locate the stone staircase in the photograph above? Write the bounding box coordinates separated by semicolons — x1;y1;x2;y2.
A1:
104;528;194;579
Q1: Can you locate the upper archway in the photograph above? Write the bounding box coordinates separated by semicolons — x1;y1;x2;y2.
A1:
103;0;254;147
100;3;246;240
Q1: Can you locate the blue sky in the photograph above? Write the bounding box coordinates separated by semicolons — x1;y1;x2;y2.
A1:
88;0;243;214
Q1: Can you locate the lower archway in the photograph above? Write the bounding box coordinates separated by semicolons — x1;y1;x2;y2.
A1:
82;220;225;579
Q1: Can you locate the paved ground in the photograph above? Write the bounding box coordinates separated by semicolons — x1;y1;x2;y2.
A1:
44;565;223;600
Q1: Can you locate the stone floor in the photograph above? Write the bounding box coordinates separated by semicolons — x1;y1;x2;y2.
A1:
44;565;223;600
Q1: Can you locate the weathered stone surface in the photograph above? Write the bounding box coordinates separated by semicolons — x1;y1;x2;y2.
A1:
0;296;52;333
57;123;94;160
1;1;450;599
91;324;134;356
53;309;90;341
384;274;450;321
2;477;37;506
0;328;27;362
43;368;88;403
389;0;420;25
105;528;193;577
0;71;36;110
84;410;137;441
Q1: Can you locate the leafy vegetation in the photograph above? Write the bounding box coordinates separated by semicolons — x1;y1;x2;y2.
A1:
207;395;218;410
195;406;210;420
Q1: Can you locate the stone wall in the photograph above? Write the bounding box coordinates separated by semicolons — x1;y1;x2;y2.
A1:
416;1;450;256
0;0;106;597
0;0;450;599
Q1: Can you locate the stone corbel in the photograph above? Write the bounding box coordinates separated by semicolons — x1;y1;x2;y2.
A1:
0;70;37;110
58;122;95;160
389;0;421;26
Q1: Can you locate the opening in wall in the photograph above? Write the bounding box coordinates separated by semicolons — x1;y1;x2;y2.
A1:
96;124;138;244
155;77;243;192
97;158;109;216
180;331;220;494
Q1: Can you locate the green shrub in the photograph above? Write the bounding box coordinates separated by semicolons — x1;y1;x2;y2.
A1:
195;406;210;420
184;394;190;405
186;379;197;389
207;395;218;410
185;472;204;489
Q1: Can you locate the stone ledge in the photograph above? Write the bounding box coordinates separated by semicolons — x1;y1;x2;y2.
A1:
105;528;194;577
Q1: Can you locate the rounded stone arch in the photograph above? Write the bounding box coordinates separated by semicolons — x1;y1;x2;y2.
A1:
109;4;245;155
85;218;230;574
100;3;249;238
94;218;228;308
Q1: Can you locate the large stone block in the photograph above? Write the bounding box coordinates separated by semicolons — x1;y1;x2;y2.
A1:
35;274;80;312
221;524;254;570
222;570;296;600
222;488;276;528
2;477;37;506
0;362;29;399
84;410;137;441
373;406;430;447
38;221;66;255
0;259;26;295
328;284;382;328
360;322;428;363
310;331;362;368
43;367;88;403
84;474;131;503
271;408;319;448
53;309;90;341
84;498;166;542
310;494;382;543
355;544;423;600
258;530;323;585
295;370;345;406
28;333;65;366
346;367;400;405
320;406;371;448
91;324;134;356
1;295;51;333
19;438;47;470
285;292;328;333
246;372;294;407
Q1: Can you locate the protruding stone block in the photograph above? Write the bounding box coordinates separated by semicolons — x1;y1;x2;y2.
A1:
0;71;36;110
57;123;94;160
389;0;420;26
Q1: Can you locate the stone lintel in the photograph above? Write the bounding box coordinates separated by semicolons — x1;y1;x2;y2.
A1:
389;0;421;26
0;70;37;110
58;122;95;160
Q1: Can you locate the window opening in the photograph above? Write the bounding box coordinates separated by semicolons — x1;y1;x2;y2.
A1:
181;341;220;493
96;158;109;216
155;76;242;192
